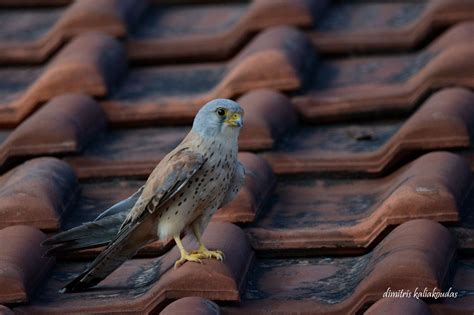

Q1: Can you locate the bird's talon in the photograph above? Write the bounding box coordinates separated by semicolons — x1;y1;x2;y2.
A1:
174;252;202;269
190;248;225;261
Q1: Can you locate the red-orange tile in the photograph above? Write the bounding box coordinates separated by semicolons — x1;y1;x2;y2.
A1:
266;88;474;175
310;0;474;53
0;32;126;127
295;22;474;122
248;152;469;253
127;0;324;63
0;225;53;304
0;0;144;64
102;26;310;125
16;222;253;314
0;93;106;169
0;158;78;231
224;219;455;314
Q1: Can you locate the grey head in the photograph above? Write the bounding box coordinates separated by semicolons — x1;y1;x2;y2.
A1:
192;99;244;139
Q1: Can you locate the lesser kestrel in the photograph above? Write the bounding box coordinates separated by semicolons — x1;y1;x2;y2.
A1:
43;99;245;293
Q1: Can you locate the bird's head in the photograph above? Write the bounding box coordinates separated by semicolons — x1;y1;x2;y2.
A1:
192;99;244;139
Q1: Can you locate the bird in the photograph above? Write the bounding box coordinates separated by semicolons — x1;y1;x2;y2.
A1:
43;99;245;293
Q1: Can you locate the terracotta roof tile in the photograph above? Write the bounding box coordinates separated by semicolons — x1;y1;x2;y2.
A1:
15;222;253;314
223;219;455;314
0;2;473;313
310;0;474;53
161;297;220;315
102;26;311;125
295;22;474;122
266;88;474;175
248;151;469;253
238;89;297;150
127;0;324;63
0;0;144;64
0;158;77;231
365;298;432;315
0;93;106;169
0;225;53;304
0;32;125;127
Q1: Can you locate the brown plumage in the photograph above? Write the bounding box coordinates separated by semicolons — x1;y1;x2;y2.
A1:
43;99;245;293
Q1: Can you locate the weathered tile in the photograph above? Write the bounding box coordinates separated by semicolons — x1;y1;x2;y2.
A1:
238;89;297;150
224;219;455;314
0;158;77;231
127;0;325;62
0;32;126;127
248;152;469;253
310;0;474;53
266;88;474;175
0;0;144;64
365;298;432;315
161;297;220;315
102;26;311;125
0;225;53;304
15;222;254;314
295;22;474;122
0;93;106;170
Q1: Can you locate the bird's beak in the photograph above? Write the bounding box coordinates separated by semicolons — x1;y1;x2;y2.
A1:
226;112;243;127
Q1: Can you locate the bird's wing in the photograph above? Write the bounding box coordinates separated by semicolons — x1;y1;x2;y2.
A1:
120;147;205;229
61;147;205;292
219;160;245;208
94;186;144;221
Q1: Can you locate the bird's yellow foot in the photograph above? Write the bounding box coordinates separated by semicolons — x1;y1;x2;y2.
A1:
190;247;225;261
174;252;202;269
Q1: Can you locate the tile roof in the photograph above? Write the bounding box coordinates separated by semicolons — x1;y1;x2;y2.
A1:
0;0;473;314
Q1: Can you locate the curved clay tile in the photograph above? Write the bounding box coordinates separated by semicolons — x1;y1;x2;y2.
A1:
0;157;77;231
15;222;253;314
266;87;474;175
127;0;325;63
0;225;53;304
310;0;474;53
0;32;126;127
102;26;311;125
224;219;455;314
248;151;470;252
295;22;474;122
0;0;144;64
0;93;106;170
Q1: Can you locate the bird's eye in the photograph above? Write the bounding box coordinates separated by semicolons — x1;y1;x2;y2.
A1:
216;108;226;117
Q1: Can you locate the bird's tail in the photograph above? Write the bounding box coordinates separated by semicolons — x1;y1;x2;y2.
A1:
42;186;144;256
60;223;147;293
42;213;125;256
